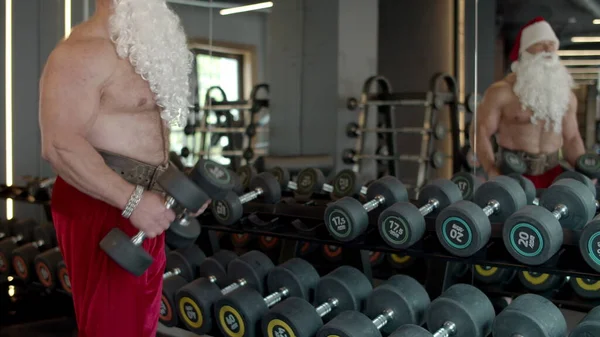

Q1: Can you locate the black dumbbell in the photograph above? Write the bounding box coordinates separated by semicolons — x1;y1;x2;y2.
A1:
570;277;600;300
575;153;600;180
492;293;567;337
324;176;408;242
451;172;483;201
389;284;495;337
12;223;57;282
315;275;431;337
503;179;596;266
230;169;245;195
34;247;63;290
473;265;515;285
214;258;320;337
508;173;538;205
99;165;208;276
57;260;71;295
330;169;368;199
160;245;208;327
295;168;334;196
0;218;17;240
436;176;527;257
553;170;597;199
570;305;600;337
580;214;600;273
0;219;39;275
175;250;274;334
211;172;281;226
378;179;462;249
260;266;372;337
498;151;527;175
269;167;298;192
518;271;565;292
236;165;258;191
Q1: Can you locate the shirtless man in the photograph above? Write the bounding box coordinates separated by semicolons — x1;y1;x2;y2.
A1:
474;17;586;188
39;0;203;336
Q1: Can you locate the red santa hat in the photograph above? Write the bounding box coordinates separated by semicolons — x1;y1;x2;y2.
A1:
510;17;559;69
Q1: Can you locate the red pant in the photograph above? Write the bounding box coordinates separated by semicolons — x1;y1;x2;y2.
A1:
51;177;166;337
523;165;564;189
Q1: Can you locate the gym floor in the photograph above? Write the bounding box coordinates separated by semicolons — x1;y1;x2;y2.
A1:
0;309;588;336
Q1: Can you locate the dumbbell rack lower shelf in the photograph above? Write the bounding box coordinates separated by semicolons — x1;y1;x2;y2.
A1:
197;201;600;279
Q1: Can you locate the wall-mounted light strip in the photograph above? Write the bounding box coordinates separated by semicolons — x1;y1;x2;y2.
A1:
594;19;600;24
568;67;600;74
65;0;72;38
572;73;600;80
5;0;12;219
562;59;600;66
558;50;600;56
571;36;600;43
220;1;272;15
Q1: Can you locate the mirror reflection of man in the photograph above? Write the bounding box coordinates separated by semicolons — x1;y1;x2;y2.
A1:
473;17;586;188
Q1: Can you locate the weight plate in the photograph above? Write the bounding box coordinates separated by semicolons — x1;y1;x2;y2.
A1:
540;179;596;230
451;172;482;201
436;200;491;257
576;153;600;179
502;206;563;266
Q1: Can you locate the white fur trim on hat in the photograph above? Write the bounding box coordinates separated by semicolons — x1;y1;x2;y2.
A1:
519;21;560;54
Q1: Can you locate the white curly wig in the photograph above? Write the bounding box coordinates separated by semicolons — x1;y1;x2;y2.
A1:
109;0;193;127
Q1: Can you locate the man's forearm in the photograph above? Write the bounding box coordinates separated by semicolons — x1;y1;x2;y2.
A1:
563;137;586;168
43;136;135;210
475;137;499;176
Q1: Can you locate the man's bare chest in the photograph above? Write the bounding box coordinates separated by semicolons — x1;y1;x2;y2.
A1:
101;63;158;113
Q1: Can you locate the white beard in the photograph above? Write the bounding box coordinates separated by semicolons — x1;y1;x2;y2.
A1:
512;51;574;134
109;0;193;127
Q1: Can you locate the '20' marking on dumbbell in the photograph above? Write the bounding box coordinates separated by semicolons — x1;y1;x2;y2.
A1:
327;211;350;237
381;216;409;245
442;217;473;249
587;232;600;264
510;224;543;257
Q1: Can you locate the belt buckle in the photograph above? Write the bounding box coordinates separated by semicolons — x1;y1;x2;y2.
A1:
525;154;546;175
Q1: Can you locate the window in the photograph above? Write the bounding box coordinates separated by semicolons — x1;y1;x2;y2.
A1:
170;41;255;166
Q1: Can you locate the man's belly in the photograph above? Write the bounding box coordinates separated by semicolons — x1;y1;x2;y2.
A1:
496;125;562;154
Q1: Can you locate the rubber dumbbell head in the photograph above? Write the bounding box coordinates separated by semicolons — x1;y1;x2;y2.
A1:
175;250;272;334
473;265;515;285
425;284;495;337
518;271;563;292
188;158;236;199
295;168;332;196
215;258;320;337
99;166;208;276
57;260;71;295
579;214;600;273
236;165;258;191
436;176;527;257
553;170;597;198
211;172;282;226
492;293;567;337
499;151;527;175
570;277;600;299
575;153;600;180
270;167;297;192
260;266;373;337
451;172;483;201
508;173;537;205
378;179;462;249
331;169;368;199
570;305;600;337
316;275;430;337
230;169;245;195
503;179;596;266
34;247;63;289
325;176;408;242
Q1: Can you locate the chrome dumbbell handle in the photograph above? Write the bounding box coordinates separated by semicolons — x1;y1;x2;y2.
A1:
372;309;394;330
264;287;290;307
419;198;440;216
432;322;457;337
363;195;386;212
163;267;182;279
551;204;568;220
239;188;264;204
222;278;248;295
315;298;340;317
482;200;500;217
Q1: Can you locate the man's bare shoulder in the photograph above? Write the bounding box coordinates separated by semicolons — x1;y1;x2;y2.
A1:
482;77;515;106
43;36;118;84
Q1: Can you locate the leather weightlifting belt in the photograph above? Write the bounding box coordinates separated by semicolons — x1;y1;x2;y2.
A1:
497;146;559;176
97;149;169;193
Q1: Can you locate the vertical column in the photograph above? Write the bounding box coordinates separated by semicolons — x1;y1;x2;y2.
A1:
267;0;304;155
464;0;497;95
378;0;456;185
0;0;7;220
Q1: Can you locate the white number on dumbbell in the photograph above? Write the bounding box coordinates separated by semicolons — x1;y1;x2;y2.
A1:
339;178;349;191
64;274;71;288
517;231;535;249
40;266;49;280
457;181;467;192
209;167;226;180
273;327;287;337
388;221;404;238
225;314;239;330
215;202;227;216
16;261;24;273
300;176;312;187
331;216;347;231
160;302;167;316
185;306;197;321
449;224;464;243
585;158;596;166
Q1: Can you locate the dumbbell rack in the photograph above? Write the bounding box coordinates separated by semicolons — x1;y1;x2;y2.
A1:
195;199;600;312
0;185;52;222
180;84;270;171
346;73;462;195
